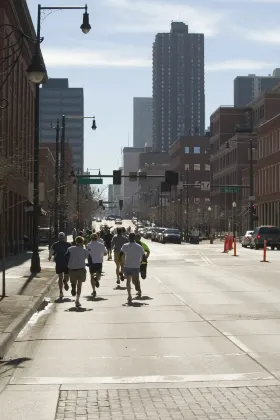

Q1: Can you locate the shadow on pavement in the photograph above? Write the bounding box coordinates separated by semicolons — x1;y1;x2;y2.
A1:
0;248;45;273
134;296;153;301
122;302;149;307
65;307;93;312
0;357;32;376
55;298;74;303
85;296;108;302
113;286;127;291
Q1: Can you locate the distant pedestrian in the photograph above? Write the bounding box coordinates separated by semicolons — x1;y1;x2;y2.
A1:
87;233;107;297
120;233;145;303
72;227;77;243
111;227;128;284
135;233;150;297
104;228;113;260
66;236;89;308
49;232;72;299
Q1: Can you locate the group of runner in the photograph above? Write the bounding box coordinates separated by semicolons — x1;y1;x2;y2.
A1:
49;225;150;307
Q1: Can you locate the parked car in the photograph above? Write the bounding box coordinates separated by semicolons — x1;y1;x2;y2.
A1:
160;228;181;244
145;229;154;239
241;230;254;248
115;218;122;225
38;227;53;244
151;228;159;242
250;226;280;250
155;228;166;242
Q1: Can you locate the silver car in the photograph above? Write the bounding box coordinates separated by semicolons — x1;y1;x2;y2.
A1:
241;230;254;248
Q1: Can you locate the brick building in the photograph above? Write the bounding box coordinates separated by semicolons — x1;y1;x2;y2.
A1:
168;135;210;231
0;0;38;255
210;87;280;232
256;113;280;226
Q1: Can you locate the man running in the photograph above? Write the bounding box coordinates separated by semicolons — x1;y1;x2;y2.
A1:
87;233;107;297
103;228;113;260
135;233;150;297
120;233;145;303
66;236;89;308
49;232;71;299
111;228;128;285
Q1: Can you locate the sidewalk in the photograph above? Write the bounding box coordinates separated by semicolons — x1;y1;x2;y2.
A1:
0;248;57;358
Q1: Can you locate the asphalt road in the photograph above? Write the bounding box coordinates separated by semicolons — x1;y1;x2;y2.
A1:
2;220;280;419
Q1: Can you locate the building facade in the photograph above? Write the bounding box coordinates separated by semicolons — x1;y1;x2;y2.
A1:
152;22;205;152
168;136;210;231
234;69;280;107
0;0;38;255
133;97;153;148
39;78;84;171
210;86;280;232
122;147;145;217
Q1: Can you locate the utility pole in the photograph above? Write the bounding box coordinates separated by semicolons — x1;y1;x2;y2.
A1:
59;115;66;232
249;138;254;230
54;119;60;239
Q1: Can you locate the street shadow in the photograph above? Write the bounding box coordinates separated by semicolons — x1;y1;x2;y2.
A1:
18;273;37;295
86;296;108;302
134;296;153;301
0;357;32;376
55;297;73;303
0;248;45;273
122;302;149;307
113;286;127;291
65;307;93;312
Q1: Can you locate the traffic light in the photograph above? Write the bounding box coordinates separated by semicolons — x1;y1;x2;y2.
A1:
99;200;103;207
113;170;122;185
119;199;123;210
253;205;257;215
165;170;179;186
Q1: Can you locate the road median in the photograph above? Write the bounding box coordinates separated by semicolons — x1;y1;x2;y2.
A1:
0;268;57;358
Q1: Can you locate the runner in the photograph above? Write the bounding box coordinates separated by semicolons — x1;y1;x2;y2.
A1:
66;236;89;308
111;227;128;285
87;233;107;297
135;233;150;297
49;232;71;299
120;233;145;303
103;228;113;260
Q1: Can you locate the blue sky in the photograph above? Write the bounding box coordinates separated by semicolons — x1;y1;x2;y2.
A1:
27;0;280;191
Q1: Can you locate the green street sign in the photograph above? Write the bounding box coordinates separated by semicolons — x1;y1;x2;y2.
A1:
220;187;240;193
78;178;103;185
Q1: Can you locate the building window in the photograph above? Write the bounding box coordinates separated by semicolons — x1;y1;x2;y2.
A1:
194;164;200;171
185;146;190;154
185;164;189;170
205;164;210;171
194;146;200;154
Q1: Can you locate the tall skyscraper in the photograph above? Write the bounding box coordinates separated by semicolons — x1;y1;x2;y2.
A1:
152;22;205;152
133;97;153;148
39;78;84;171
234;69;280;106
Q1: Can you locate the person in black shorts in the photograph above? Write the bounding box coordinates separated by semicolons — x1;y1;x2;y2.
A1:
49;232;72;299
103;228;113;260
87;233;107;297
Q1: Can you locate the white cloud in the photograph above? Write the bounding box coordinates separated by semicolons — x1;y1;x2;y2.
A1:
206;59;274;72
106;0;226;36
42;48;151;68
244;28;280;44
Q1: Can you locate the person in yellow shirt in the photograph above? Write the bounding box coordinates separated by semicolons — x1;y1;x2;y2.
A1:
135;233;150;297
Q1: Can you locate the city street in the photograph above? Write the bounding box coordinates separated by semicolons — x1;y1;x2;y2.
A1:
1;221;280;419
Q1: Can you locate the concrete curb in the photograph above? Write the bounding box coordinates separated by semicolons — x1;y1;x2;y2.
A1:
0;273;57;359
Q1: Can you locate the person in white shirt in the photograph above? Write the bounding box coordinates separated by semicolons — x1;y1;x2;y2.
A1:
87;233;107;297
120;233;145;303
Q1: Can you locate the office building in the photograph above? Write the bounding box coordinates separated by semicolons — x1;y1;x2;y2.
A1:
152;22;205;152
234;69;280;106
133;97;153;148
39;78;84;171
122;147;144;216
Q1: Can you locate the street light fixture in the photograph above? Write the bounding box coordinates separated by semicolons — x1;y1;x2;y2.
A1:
26;53;46;84
232;201;237;239
208;206;213;244
80;5;91;34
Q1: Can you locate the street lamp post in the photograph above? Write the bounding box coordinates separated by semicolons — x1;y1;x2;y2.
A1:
232;201;237;239
208;206;213;244
28;4;91;273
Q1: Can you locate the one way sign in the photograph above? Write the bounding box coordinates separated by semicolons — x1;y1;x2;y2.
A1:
201;181;210;191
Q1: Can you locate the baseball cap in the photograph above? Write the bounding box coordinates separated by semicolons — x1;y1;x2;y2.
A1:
58;232;66;239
